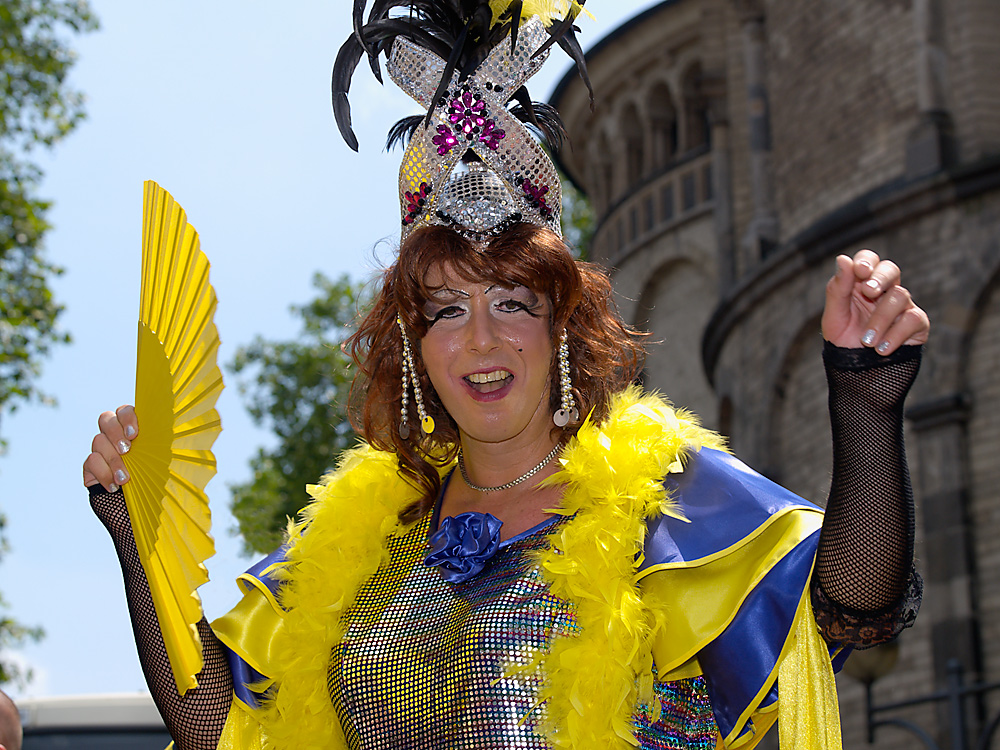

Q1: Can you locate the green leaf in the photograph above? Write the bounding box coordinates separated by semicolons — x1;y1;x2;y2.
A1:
1;0;97;434
0;0;97;684
228;274;371;554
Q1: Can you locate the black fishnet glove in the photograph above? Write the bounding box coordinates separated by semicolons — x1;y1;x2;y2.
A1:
90;486;232;749
812;343;922;648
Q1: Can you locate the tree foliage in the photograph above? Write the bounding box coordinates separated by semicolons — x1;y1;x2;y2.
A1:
0;0;97;687
229;274;368;555
559;172;594;259
0;0;98;443
0;513;43;687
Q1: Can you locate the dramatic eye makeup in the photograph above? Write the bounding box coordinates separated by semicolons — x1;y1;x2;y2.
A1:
422;284;546;325
486;285;544;315
423;287;470;324
426;305;464;324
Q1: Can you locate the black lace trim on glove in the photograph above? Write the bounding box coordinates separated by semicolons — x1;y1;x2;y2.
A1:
813;567;922;649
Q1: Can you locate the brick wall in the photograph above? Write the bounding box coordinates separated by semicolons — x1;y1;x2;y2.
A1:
713;192;1000;748
611;213;719;425
555;0;1000;745
948;0;1000;160
764;0;918;241
770;320;829;505
967;277;1000;719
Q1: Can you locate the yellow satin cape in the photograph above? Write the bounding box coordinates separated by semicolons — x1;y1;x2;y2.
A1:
210;389;841;749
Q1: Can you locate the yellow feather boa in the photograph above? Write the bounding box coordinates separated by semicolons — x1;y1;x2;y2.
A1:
489;0;593;28
253;388;724;749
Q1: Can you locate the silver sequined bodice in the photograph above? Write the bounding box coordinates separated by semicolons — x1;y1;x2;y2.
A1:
330;511;718;749
331;512;574;748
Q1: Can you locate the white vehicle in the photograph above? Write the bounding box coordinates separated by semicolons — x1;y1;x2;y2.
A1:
18;692;171;749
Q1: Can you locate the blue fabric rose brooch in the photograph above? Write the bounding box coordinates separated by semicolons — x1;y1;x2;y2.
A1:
424;512;503;583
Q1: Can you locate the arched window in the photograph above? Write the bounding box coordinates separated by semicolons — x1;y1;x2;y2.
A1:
682;63;710;151
648;81;678;170
590;131;614;213
634;260;717;424
621;102;644;187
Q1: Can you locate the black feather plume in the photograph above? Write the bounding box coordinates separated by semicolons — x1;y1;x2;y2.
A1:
332;35;366;151
504;1;523;55
554;27;594;109
509;94;567;152
332;1;593;148
385;115;427;150
531;0;582;58
424;14;474;128
457;4;496;80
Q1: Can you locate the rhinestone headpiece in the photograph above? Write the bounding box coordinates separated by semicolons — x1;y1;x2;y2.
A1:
331;2;592;245
388;18;561;241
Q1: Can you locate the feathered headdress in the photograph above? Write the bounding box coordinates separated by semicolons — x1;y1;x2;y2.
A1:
333;0;593;241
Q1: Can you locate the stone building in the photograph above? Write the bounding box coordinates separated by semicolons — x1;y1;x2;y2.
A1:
551;0;1000;747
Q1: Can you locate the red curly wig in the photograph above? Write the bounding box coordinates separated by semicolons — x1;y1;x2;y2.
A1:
346;223;646;521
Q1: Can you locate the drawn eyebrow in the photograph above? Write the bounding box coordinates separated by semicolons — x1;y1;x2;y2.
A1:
485;283;524;295
426;286;470;302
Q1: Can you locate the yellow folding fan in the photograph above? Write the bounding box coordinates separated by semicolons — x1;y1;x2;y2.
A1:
121;181;224;695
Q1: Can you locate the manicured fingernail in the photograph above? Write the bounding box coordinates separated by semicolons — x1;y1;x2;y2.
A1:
108;483;119;493
125;425;137;439
114;469;128;484
862;329;877;346
865;279;880;292
858;259;872;270
117;440;131;455
877;341;891;354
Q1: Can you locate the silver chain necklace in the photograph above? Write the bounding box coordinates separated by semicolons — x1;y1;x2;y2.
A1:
457;441;563;493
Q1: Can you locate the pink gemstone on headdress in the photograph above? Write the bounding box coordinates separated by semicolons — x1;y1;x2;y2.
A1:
450;92;489;135
403;182;432;225
433;125;458;155
480;120;506;150
521;177;553;219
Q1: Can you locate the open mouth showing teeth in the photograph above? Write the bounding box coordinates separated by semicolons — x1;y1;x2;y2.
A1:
464;370;512;393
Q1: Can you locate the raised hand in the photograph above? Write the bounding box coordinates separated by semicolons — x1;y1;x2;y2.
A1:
822;249;929;353
83;406;139;492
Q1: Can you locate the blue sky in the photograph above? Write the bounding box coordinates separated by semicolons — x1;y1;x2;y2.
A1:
1;0;662;699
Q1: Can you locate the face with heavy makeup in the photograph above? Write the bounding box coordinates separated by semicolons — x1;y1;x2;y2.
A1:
419;264;554;446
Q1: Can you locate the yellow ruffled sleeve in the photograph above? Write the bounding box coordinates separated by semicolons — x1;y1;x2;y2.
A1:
209;571;287;748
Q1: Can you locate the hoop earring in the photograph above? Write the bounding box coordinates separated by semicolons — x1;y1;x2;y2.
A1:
553;329;579;427
398;317;435;436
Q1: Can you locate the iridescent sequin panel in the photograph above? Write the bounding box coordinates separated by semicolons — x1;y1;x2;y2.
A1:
634;676;719;750
329;514;721;749
330;515;579;749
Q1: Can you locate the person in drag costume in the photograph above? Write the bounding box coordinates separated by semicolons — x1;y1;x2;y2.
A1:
83;2;930;749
